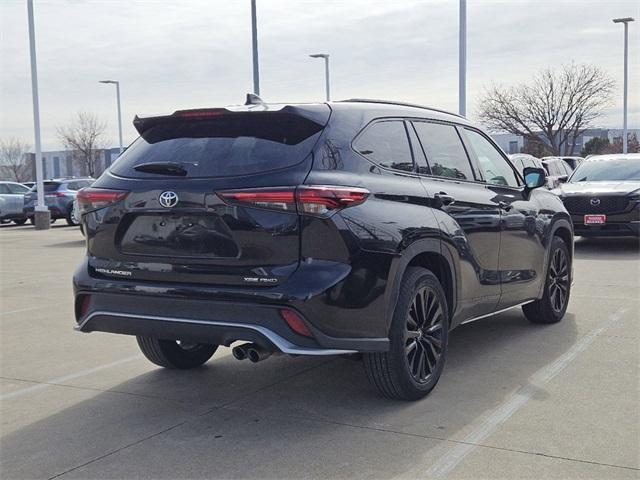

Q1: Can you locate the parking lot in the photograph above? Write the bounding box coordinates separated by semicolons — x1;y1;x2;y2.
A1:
0;224;638;480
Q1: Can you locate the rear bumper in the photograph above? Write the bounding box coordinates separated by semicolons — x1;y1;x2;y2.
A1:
73;258;390;355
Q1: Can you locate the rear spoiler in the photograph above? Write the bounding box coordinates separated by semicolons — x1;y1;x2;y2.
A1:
133;103;332;136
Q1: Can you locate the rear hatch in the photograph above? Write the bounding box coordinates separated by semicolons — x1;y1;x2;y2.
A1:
24;182;61;208
85;104;331;286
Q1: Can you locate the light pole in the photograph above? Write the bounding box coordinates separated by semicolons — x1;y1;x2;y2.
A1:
27;0;49;229
251;0;260;95
309;53;330;101
459;0;466;117
613;17;634;154
99;80;123;155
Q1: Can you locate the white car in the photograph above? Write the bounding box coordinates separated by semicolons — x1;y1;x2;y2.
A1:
0;181;30;225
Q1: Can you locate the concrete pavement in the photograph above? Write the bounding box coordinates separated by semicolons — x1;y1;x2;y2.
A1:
1;224;638;479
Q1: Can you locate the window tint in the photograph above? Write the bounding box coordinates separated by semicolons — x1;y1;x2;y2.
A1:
30;182;60;193
110;113;324;178
354;121;414;172
412;122;474;180
465;129;519;187
7;183;29;194
0;184;10;194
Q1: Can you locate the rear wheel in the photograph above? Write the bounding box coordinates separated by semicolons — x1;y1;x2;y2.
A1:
363;267;449;401
523;236;571;324
66;203;80;226
13;218;27;225
136;336;218;369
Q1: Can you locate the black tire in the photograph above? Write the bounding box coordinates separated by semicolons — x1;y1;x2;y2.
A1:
363;267;449;401
13;218;27;225
523;236;571;324
136;336;218;369
66;204;79;226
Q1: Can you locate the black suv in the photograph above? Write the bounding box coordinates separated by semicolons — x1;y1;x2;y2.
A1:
73;99;573;400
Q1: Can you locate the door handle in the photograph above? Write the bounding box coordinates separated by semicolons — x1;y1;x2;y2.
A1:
434;192;455;207
498;201;513;211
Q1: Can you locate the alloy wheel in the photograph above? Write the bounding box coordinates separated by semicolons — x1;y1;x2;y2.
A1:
405;287;444;383
548;248;569;313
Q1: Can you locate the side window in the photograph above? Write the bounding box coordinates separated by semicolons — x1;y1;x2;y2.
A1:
412;122;474;180
353;120;414;172
7;183;29;194
464;129;519;187
0;184;10;194
66;182;79;191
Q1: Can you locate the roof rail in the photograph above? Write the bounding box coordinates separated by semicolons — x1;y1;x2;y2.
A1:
338;98;464;119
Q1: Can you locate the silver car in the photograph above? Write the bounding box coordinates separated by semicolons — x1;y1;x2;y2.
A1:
0;181;30;225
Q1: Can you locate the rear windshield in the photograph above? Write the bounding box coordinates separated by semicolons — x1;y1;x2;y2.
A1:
29;182;60;192
569;158;640;182
110;113;324;178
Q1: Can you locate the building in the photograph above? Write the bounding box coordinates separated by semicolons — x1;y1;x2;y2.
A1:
491;128;640;156
20;148;122;181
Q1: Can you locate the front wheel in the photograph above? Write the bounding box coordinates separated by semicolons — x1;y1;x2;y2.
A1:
13;218;27;225
363;267;449;401
136;336;218;369
523;236;571;324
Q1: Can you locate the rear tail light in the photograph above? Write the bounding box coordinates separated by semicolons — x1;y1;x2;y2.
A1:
77;187;129;214
280;309;313;337
217;185;369;216
75;294;92;320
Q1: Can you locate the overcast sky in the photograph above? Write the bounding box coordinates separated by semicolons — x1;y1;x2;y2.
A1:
1;0;639;151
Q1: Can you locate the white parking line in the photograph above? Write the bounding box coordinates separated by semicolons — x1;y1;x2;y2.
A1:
426;308;628;478
0;355;142;401
0;305;61;317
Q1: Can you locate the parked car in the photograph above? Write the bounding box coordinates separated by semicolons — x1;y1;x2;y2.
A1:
556;153;640;237
0;181;30;225
542;156;584;171
73;98;573;400
508;154;545;179
23;177;93;226
542;157;574;189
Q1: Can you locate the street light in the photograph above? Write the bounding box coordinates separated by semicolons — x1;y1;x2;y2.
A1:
27;0;49;229
309;53;331;101
251;0;260;95
612;17;634;154
459;0;466;117
99;80;123;155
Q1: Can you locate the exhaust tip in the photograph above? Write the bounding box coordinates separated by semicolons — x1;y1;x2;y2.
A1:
247;348;259;363
232;345;248;360
247;347;271;363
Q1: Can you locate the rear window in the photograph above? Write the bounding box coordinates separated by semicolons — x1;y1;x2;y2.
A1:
110;113;324;178
29;182;60;192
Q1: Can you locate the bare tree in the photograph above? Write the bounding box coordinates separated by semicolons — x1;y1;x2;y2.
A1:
0;138;31;182
56;112;107;177
478;64;614;156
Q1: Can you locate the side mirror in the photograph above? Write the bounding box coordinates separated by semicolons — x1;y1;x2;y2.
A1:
523;167;546;189
558;175;568;183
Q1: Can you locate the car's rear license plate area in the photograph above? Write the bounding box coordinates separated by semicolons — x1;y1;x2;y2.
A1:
584;214;606;225
119;213;239;258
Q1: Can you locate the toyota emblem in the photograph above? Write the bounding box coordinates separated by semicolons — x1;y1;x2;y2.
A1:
590;198;601;207
159;191;179;208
